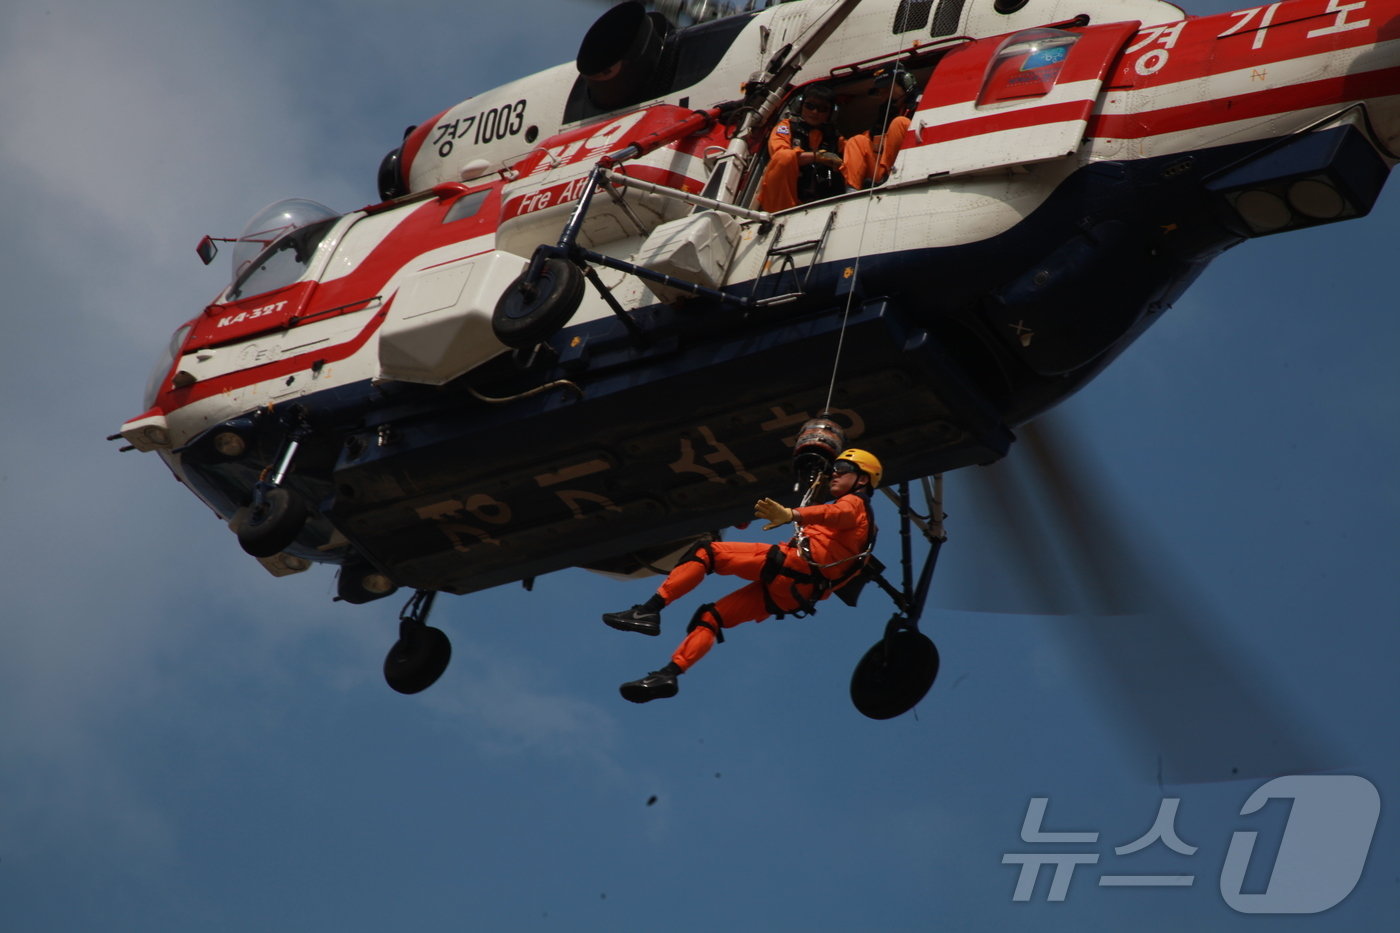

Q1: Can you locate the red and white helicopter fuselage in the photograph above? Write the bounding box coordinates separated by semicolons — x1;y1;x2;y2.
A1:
121;0;1400;596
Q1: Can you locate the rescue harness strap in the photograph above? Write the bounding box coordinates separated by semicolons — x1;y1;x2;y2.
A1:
677;540;717;574
787;120;842;157
686;603;726;644
760;494;878;620
788;120;845;203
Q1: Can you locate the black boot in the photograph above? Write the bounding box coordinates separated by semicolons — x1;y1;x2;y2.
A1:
620;663;682;703
602;603;661;636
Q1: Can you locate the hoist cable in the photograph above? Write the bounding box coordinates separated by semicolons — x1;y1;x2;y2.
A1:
821;61;906;414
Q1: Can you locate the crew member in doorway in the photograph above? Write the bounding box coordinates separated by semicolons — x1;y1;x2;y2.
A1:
602;449;882;703
842;64;917;189
756;84;848;212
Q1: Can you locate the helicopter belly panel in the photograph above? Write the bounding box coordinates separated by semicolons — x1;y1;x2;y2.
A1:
327;301;1012;594
168;308;380;392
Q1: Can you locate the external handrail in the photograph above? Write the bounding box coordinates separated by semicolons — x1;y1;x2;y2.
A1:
600;169;773;224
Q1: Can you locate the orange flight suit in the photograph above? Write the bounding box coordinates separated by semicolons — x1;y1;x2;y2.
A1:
841;114;911;188
659;493;873;670
756;118;845;213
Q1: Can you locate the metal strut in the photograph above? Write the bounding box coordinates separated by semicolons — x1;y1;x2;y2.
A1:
868;475;946;638
517;102;763;318
528;163;755;312
253;408;311;503
398;588;437;640
580;262;648;343
579;239;751;309
599;169;773;224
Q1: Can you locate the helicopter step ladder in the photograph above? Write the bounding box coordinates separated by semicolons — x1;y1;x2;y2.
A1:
750;209;838;308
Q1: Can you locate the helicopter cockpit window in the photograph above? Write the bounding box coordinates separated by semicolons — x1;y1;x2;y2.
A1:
225;199;339;302
143;322;192;409
976;28;1078;109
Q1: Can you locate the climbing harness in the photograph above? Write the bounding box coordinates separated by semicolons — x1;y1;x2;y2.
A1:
787;120;846;203
758;491;879;620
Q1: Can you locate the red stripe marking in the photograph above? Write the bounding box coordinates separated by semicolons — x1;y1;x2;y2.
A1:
401;107;452;189
162;185;506;409
1089;64;1400;140
502;164;705;221
157;299;393;410
918;3;1400;110
1126;5;1400;92
917;100;1094;145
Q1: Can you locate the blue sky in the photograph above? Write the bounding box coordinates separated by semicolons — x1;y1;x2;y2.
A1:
0;1;1395;930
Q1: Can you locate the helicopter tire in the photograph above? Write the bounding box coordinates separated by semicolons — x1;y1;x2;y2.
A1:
384;624;452;694
849;629;940;720
492;257;585;349
236;487;307;558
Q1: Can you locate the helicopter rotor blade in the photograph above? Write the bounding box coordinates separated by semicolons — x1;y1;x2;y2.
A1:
944;446;1081;615
944;413;1336;784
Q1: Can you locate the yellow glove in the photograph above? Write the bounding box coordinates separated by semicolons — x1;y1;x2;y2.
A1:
754;497;795;531
814;151;844;170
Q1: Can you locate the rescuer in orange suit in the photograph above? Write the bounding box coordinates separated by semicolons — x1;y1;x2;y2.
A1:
841;64;917;189
602;449;882;703
756;84;849;212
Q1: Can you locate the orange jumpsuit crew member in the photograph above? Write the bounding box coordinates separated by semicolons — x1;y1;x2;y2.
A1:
603;449;883;703
756;84;848;212
842;64;917;190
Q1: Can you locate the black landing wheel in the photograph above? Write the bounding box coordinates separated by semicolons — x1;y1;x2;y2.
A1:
236;488;308;558
492;257;585;348
850;629;940;720
384;623;452;695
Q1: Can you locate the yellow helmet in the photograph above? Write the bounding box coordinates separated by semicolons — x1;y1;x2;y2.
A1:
834;448;883;489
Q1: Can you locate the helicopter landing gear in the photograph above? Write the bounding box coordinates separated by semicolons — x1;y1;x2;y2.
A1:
849;476;947;720
236;423;310;557
850;622;940;720
237;487;307;557
384;590;452;694
492;255;585;349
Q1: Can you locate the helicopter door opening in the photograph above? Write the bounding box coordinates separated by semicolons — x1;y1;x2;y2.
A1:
740;61;941;211
912;21;1141;177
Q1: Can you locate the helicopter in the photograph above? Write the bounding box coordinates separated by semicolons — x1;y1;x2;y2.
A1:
115;0;1399;734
